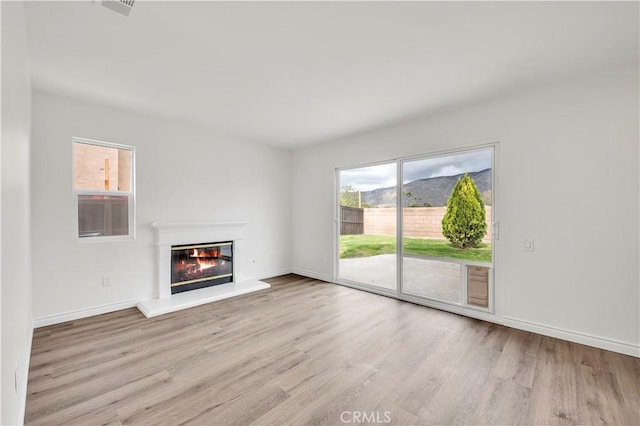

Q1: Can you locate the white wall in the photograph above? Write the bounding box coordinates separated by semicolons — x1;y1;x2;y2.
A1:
1;2;33;424
291;65;640;356
31;91;292;322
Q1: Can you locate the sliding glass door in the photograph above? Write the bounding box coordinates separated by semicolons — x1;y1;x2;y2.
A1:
337;162;397;292
336;146;495;313
401;148;493;307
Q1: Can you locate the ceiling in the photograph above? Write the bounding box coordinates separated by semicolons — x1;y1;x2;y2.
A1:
24;1;639;149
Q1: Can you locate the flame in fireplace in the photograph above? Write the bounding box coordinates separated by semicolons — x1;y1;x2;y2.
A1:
189;248;219;271
190;248;220;258
196;257;217;271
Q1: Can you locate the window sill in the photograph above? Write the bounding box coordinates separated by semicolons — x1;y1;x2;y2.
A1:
75;235;135;244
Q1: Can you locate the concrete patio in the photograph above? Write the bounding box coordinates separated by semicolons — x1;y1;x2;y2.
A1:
338;254;461;303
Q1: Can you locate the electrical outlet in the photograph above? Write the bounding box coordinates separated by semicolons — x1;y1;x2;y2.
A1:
524;239;534;252
102;275;112;287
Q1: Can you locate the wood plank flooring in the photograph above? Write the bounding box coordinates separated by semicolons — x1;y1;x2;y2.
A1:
25;274;640;425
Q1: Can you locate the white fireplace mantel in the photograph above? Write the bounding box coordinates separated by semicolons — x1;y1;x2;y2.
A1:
137;220;270;318
152;220;249;245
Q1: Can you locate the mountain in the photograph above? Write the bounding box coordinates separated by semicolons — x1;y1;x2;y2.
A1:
361;168;492;207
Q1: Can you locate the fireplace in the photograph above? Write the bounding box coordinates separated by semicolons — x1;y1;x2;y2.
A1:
171;241;233;294
137;220;270;318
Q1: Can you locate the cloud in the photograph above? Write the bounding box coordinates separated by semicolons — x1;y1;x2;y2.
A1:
403;149;492;183
340;148;492;191
340;162;396;191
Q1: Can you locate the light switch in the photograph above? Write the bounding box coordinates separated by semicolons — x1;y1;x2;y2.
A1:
524;239;534;252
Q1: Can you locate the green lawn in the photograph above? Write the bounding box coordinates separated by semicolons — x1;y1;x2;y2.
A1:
340;234;492;263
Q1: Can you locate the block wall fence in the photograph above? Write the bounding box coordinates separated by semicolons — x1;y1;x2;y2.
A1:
363;206;492;241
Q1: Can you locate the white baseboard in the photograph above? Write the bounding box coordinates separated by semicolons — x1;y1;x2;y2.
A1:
33;299;139;328
18;326;34;426
31;271;292;327
290;267;332;283
254;268;293;280
504;316;640;358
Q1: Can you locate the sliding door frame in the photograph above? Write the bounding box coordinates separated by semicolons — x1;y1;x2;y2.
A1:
334;142;499;321
334;159;399;296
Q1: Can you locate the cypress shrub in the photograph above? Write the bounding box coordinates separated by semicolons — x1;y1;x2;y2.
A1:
442;174;487;248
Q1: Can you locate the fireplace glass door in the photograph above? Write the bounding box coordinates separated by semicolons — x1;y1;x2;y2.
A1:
171;241;233;294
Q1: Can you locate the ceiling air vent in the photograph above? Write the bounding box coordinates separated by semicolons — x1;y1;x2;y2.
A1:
102;0;134;17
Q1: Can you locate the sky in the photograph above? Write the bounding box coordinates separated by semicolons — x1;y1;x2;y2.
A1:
340;148;492;191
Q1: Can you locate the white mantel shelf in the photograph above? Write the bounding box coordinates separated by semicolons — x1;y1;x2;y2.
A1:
152;220;249;232
137;279;270;318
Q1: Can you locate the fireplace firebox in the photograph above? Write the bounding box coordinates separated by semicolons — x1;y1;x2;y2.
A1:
170;241;233;294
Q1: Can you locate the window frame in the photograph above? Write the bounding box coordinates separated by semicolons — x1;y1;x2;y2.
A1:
72;137;136;243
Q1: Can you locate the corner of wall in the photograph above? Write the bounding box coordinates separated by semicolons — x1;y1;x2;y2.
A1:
1;1;35;424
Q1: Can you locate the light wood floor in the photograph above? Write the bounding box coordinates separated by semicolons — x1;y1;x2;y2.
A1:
26;274;639;425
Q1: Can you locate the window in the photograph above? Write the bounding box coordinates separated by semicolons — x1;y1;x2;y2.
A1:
73;138;135;240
